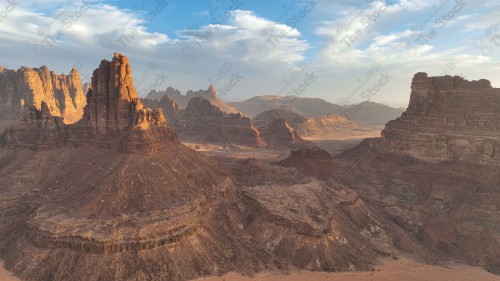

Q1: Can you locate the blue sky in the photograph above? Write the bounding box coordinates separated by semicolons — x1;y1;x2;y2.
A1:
1;0;499;107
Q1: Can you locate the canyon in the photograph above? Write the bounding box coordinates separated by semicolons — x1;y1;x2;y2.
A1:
0;55;498;281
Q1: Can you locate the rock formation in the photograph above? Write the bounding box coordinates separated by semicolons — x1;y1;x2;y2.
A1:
372;73;499;165
176;96;266;147
277;147;336;181
259;117;308;149
145;85;239;114
83;53;141;134
141;95;179;124
253;109;305;129
0;65;86;124
0;54;421;281
2;101;65;150
146;86;183;101
334;73;500;274
142;99;310;148
254;109;358;137
2;53;177;152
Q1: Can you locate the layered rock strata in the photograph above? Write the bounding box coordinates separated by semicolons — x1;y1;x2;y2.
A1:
2;53;177;152
374;73;500;164
176;97;265;147
333;73;500;274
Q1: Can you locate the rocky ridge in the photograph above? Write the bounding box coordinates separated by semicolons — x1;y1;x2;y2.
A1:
2;53;176;152
373;73;499;164
254;109;358;137
144;97;308;148
230;96;404;126
332;73;500;274
146;85;239;114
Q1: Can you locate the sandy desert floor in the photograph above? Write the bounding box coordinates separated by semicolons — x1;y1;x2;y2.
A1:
2;258;499;281
0;261;19;281
194;259;500;281
184;126;383;161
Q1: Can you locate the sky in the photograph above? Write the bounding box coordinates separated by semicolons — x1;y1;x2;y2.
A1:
0;0;499;107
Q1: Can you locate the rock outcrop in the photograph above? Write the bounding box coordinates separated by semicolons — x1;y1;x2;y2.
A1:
2;102;65;150
334;72;500;274
278;147;336;181
176;97;265;147
146;86;183;101
372;73;499;165
2;53;177;152
143;98;309;148
0;65;86;124
253;109;305;129
260;117;308;148
141;95;179;124
145;85;239;114
254;109;358;138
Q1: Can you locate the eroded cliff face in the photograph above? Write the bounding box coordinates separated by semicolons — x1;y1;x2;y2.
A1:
176;97;266;147
146;85;240;114
1;102;65;150
2;53;176;152
375;73;499;165
0;66;86;124
332;72;500;274
259;117;307;149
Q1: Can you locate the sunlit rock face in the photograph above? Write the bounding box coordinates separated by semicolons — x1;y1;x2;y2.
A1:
0;65;86;124
2;53;177;152
374;72;500;164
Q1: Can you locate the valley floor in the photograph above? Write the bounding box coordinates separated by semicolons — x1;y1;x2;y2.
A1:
3;258;499;281
185;125;383;161
194;259;500;281
0;261;19;281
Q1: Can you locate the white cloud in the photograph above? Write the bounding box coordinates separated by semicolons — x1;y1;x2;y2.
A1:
176;10;309;64
1;0;499;108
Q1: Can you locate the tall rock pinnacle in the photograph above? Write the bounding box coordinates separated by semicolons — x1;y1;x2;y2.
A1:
84;52;143;135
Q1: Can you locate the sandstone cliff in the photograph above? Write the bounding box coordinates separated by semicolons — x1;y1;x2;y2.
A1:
259;117;308;149
2;53;176;152
0;65;86;124
2;101;65;150
141;95;179;125
146;86;182;101
176;96;266;147
333;72;500;274
253;109;305;129
277;147;336;181
254;109;358;137
374;73;499;165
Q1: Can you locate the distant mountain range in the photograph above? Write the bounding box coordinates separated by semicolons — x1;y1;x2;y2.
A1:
145;90;405;126
230;96;405;125
146;85;239;114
